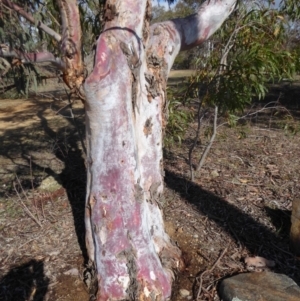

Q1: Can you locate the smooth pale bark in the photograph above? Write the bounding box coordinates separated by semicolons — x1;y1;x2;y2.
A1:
84;1;236;300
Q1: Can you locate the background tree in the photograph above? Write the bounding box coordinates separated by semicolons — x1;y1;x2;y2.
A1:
185;0;297;179
0;0;236;300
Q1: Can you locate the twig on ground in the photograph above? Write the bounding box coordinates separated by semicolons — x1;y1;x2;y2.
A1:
1;252;13;266
217;102;293;129
230;155;245;165
13;178;42;228
196;247;228;300
55;101;72;115
28;155;41;222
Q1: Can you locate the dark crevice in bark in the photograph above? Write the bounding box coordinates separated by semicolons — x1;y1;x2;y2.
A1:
84;262;98;300
142;0;152;46
134;183;144;203
146;52;168;92
119;41;142;115
145;54;168;121
117;249;138;300
145;73;160;99
144;117;153;137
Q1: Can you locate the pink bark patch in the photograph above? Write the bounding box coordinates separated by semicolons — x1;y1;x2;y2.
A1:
86;36;112;83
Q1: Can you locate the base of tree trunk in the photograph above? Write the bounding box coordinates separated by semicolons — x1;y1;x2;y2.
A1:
84;201;183;301
290;198;300;256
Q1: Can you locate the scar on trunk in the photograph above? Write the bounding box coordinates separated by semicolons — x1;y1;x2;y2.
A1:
143;117;153;137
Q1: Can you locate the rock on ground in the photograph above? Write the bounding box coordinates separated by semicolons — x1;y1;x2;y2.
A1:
179;289;190;297
38;176;62;192
219;271;300;301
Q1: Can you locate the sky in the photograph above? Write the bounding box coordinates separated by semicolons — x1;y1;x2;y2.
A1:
153;0;173;8
153;0;282;9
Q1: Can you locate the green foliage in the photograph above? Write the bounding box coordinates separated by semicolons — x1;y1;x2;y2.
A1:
193;2;296;115
154;0;201;21
279;0;300;21
0;1;62;53
152;0;195;23
0;63;43;99
288;22;300;74
278;114;300;135
78;0;106;54
164;84;194;147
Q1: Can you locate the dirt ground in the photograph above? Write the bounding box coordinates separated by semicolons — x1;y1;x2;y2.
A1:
0;78;300;301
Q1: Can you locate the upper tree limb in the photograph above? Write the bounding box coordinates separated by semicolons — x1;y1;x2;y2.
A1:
171;0;237;51
148;0;237;72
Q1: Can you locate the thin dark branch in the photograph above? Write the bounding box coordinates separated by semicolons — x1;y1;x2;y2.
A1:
196;247;228;300
196;105;218;172
188;93;207;181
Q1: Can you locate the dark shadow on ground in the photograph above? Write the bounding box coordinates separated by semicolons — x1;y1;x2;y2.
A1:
264;207;292;238
230;82;300;129
0;94;88;261
0;260;49;301
165;169;300;285
36;101;88;262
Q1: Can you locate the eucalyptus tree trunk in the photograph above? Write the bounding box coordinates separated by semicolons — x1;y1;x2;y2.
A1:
83;1;236;300
0;0;236;299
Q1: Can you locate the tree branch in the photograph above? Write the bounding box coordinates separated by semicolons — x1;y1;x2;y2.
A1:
56;0;85;98
0;45;65;69
172;0;237;51
1;0;61;42
148;0;237;74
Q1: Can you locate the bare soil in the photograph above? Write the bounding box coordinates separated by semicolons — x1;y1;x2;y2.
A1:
0;78;300;301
